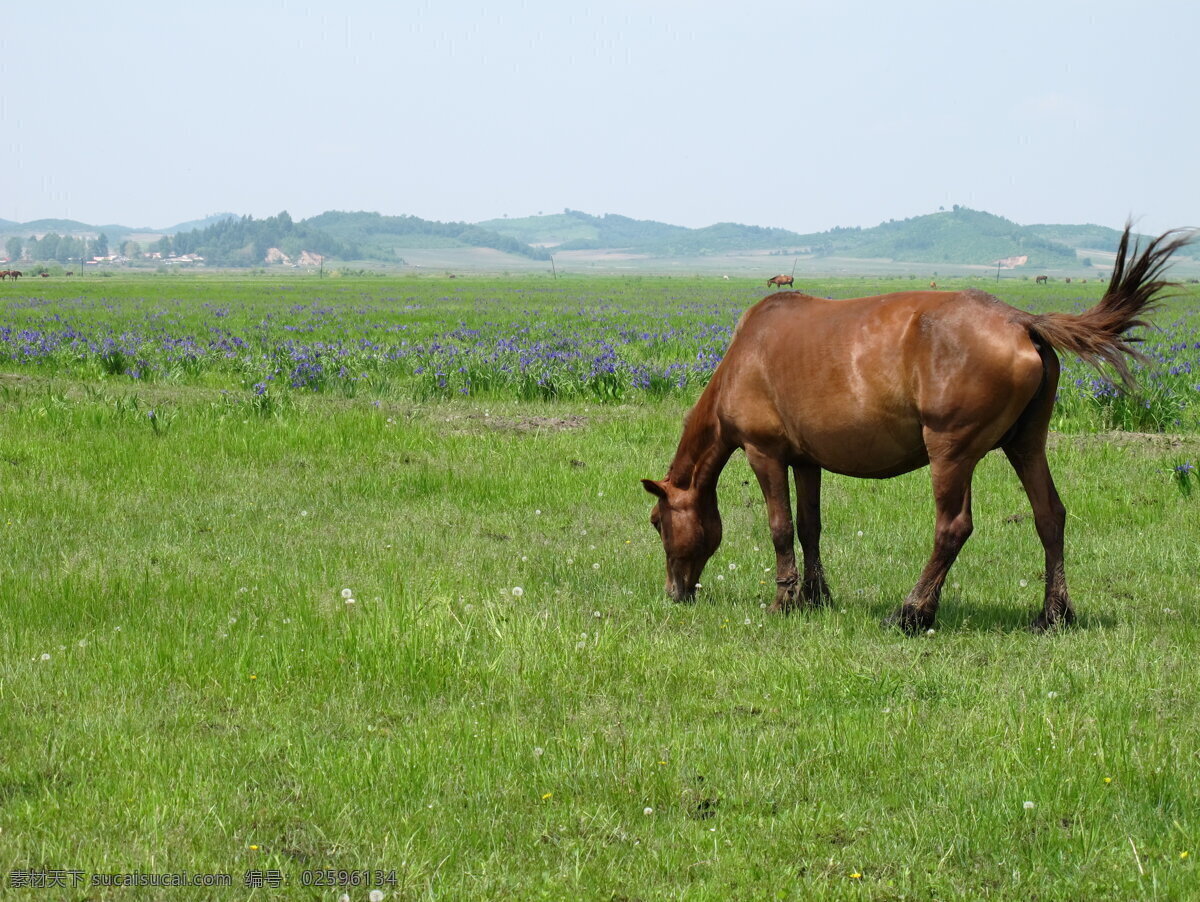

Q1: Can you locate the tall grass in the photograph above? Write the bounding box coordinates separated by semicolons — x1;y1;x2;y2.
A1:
0;374;1197;899
1;275;1198;898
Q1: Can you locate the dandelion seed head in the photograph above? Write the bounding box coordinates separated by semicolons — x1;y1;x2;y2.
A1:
341;588;353;598
644;807;654;816
1023;801;1035;810
40;653;50;661
511;586;524;597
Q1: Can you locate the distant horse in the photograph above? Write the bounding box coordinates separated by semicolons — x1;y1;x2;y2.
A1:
767;275;794;289
11;270;21;280
0;271;9;281
643;225;1193;633
929;281;937;289
1035;275;1048;284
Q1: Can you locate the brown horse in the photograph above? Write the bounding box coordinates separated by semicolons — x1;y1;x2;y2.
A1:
643;225;1193;633
767;275;794;288
1035;275;1048;284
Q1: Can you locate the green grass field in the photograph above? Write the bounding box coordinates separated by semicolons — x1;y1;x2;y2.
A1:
1;274;1198;899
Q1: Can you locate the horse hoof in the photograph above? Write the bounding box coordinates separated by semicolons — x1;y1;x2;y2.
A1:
882;606;933;636
1030;609;1076;633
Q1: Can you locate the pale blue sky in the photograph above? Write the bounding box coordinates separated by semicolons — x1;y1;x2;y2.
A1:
2;0;1196;235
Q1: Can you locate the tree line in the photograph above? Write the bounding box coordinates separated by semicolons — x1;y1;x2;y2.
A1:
159;212;359;266
5;232;127;264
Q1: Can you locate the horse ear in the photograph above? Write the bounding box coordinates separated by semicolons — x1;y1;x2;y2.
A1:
641;478;668;500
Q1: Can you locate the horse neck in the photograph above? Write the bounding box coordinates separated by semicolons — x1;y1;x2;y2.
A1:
667;390;732;496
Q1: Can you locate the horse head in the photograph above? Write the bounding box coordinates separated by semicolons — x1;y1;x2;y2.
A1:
641;477;722;602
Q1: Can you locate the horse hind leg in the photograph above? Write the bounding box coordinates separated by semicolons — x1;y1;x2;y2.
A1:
885;454;977;634
1003;443;1074;631
1002;348;1074;632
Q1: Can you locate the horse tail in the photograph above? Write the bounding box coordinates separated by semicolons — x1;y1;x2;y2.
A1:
1021;224;1195;387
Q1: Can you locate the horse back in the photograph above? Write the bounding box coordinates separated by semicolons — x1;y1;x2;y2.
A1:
713;290;1045;474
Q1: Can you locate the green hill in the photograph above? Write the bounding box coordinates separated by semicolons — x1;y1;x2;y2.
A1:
480;207;1090;266
794;208;1080;267
480;209;798;255
478;210;689;250
1025;223;1129;252
305;211;551;261
3;206;1182;269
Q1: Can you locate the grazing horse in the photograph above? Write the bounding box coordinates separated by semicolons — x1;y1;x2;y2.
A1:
1036;275;1048;284
0;271;8;281
643;225;1193;633
767;275;794;288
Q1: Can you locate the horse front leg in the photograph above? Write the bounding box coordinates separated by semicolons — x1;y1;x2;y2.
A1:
745;446;801;612
794;464;832;607
886;455;977;634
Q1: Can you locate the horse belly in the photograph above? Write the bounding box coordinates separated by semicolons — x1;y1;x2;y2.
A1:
788;408;928;478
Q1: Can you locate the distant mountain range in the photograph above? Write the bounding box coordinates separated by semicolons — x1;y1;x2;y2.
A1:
1;207;1184;268
0;213;236;242
478;207;1127;266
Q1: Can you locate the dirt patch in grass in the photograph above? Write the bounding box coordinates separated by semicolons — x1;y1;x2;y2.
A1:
455;412;590;433
1049;431;1200;452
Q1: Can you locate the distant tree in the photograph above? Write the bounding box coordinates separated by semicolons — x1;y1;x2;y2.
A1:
93;232;109;257
4;236;21;261
121;239;141;258
38;232;61;261
60;236;84;262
